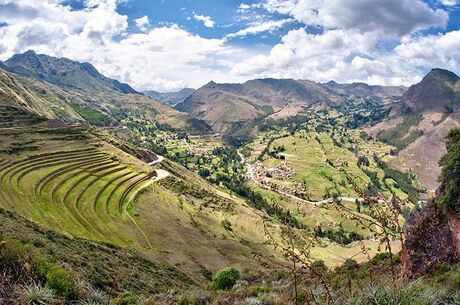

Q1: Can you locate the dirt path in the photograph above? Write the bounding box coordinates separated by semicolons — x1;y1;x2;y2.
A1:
148;155;164;166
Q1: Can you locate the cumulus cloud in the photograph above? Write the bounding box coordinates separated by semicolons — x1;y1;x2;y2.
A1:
193;14;215;28
438;0;458;6
0;0;249;91
226;18;294;39
232;27;460;86
262;0;448;36
0;0;458;91
134;15;149;32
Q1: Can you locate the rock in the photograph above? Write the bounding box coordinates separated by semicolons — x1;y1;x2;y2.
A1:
401;203;458;278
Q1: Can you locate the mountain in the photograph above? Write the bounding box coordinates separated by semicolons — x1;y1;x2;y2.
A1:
0;51;209;134
0;67;84;122
2;50;139;94
143;88;195;106
0;68;286;284
176;78;340;133
369;68;460;192
323;80;407;98
393;68;460;115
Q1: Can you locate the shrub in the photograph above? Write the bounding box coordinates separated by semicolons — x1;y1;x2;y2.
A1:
221;219;233;232
211;267;240;290
114;292;139;305
370;252;392;265
178;295;197;305
312;260;328;273
45;266;77;299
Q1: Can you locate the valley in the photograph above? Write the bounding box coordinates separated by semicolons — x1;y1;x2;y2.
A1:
0;50;459;304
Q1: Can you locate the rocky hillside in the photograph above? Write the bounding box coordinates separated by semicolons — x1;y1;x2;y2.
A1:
369;69;460;192
402;128;460;277
394;68;460;115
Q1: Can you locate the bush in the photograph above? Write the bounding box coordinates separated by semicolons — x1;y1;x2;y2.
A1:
370;252;392;265
312;260;328;273
45;266;77;299
211;267;240;290
114;292;139;305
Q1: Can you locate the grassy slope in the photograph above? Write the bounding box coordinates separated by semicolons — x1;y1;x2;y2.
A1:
0;207;193;295
0;115;289;282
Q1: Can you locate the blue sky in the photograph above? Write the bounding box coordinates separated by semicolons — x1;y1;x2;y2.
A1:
0;0;459;91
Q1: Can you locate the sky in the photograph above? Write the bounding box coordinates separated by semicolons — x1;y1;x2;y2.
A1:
0;0;459;92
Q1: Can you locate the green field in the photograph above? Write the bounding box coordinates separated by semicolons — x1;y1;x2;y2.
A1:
246;128;412;201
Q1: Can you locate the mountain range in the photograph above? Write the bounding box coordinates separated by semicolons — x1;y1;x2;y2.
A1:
0;50;208;133
176;78;407;133
2;50;459;192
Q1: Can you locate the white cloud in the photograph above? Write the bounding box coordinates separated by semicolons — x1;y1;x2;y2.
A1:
439;0;458;6
262;0;448;36
134;15;149;32
193;14;215;28
0;0;458;92
232;27;460;86
0;0;248;91
226;18;294;39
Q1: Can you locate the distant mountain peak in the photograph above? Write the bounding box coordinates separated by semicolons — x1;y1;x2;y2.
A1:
21;49;37;56
143;88;195;106
394;68;460;115
426;68;459;82
204;80;217;87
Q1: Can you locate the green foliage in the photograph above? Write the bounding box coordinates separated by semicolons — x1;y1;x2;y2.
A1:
357;155;370;167
315;226;363;245
437;128;460;212
374;154;419;203
312;260;328;273
43;265;77;299
71;103;112;127
221;219;233;232
258;138;274;161
114;292;139;305
212;267;240;290
377;114;424;151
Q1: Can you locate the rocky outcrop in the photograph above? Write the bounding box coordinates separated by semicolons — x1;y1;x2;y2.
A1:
401;204;458;278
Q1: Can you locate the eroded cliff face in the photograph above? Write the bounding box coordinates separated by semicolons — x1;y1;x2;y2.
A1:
401;204;458;278
401;128;460;278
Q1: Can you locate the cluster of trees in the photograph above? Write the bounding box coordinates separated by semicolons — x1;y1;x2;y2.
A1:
377;114;424;151
220;174;302;229
314;225;364;245
373;154;419;203
71;103;112;127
